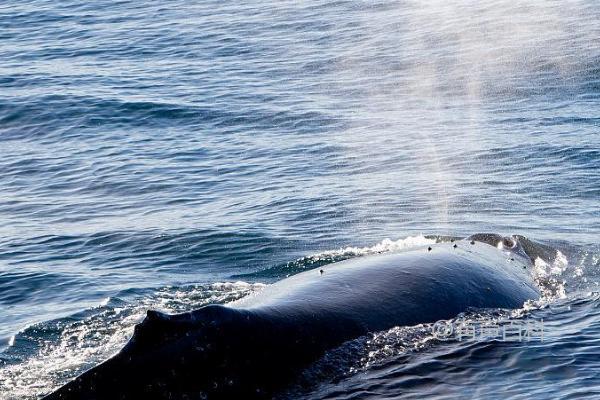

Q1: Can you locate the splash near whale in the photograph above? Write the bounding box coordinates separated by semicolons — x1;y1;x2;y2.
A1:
43;234;549;400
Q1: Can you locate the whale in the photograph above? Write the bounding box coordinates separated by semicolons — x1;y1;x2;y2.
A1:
42;234;550;400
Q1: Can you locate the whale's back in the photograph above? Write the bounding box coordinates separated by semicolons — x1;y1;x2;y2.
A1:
43;240;540;400
234;241;539;331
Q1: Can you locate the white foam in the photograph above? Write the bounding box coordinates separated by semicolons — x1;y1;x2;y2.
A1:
532;250;568;300
305;235;436;261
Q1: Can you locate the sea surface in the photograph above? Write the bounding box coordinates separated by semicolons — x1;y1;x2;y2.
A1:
0;0;599;399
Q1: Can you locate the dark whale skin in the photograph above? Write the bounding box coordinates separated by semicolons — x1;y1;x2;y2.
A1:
42;238;540;400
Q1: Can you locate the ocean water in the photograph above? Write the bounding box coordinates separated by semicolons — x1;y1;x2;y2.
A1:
0;0;599;398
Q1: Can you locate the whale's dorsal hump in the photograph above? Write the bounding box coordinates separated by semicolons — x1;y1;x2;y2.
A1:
467;233;504;247
467;233;531;260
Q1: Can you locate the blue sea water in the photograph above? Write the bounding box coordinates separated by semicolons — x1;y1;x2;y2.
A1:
0;0;599;398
